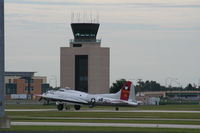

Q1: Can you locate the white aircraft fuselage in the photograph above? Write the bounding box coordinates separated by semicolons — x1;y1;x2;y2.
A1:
40;81;138;110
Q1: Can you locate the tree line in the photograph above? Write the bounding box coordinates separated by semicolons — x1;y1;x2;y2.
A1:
110;79;200;93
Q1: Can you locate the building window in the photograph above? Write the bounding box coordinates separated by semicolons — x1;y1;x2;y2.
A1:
25;86;28;91
25;86;34;91
75;55;88;92
6;83;17;94
42;84;51;93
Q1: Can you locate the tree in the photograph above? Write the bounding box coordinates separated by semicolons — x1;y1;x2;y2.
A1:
110;79;126;93
135;80;144;93
135;80;162;92
185;83;193;90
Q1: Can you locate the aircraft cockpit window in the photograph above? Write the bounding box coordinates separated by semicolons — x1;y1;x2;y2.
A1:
58;87;71;92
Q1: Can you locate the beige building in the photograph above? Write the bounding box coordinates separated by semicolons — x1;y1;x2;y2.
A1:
60;23;110;93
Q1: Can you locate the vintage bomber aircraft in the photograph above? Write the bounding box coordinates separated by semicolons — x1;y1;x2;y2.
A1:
39;81;138;111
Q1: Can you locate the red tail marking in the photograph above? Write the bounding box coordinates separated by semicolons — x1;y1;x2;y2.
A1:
120;81;132;101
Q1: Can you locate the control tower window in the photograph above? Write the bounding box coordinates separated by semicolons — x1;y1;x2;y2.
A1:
71;23;99;40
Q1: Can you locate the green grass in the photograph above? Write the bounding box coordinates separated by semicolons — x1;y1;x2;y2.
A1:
6;111;200;119
135;104;200;111
1;126;200;133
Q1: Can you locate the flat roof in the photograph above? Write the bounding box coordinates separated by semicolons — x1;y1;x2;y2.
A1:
5;72;36;77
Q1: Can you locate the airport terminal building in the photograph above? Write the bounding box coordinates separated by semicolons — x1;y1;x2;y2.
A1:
60;23;110;93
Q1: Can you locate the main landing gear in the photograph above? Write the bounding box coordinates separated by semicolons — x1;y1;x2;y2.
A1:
74;105;81;110
56;103;70;111
56;103;81;111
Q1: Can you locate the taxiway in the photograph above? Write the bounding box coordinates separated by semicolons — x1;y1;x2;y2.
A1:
11;122;200;129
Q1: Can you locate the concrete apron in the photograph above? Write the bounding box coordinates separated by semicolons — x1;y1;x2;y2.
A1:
0;115;10;128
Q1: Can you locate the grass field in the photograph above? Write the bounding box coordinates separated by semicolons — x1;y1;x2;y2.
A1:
2;104;200;132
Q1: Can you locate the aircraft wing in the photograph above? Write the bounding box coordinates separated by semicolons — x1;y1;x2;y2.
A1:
64;97;88;104
41;94;88;104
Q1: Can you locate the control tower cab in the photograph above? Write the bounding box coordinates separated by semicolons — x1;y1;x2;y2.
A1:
70;23;101;47
71;23;99;40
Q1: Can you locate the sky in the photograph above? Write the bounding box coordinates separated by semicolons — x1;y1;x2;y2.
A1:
5;0;200;87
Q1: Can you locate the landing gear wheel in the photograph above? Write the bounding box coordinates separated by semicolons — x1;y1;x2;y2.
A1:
74;105;81;110
115;107;119;111
57;104;64;111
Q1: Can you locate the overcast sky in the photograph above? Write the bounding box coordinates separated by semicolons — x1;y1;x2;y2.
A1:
5;0;200;87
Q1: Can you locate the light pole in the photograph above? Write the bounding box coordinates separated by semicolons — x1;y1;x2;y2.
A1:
0;0;10;128
0;0;5;118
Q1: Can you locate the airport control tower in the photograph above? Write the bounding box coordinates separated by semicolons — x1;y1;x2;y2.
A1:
60;21;110;94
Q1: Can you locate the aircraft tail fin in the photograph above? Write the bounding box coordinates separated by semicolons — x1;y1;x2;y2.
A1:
120;81;136;102
103;81;136;101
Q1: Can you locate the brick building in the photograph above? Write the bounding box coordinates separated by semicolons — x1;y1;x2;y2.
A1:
5;72;51;100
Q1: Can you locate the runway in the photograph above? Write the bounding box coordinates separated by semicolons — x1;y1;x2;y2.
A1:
5;109;200;113
11;122;200;129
